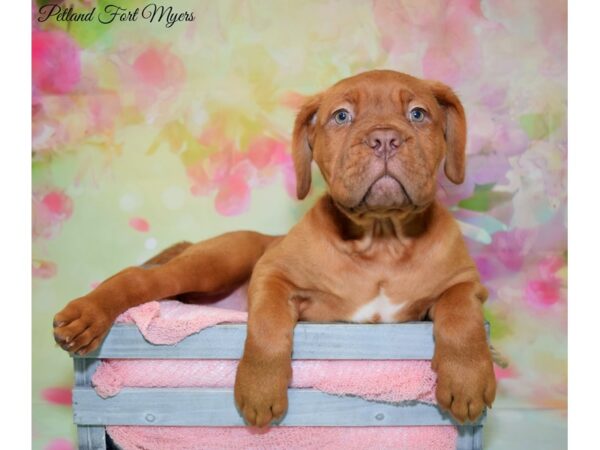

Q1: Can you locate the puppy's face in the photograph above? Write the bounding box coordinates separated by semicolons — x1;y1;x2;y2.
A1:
292;70;466;217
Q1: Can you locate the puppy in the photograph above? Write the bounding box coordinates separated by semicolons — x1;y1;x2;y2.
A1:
53;70;496;426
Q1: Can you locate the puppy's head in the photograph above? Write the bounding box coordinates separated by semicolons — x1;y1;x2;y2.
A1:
292;70;466;216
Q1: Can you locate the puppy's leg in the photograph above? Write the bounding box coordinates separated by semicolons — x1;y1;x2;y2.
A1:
234;272;298;428
53;231;279;355
429;281;496;423
142;241;194;265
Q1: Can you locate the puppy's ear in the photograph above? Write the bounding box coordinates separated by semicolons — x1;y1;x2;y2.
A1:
428;81;467;184
292;94;322;199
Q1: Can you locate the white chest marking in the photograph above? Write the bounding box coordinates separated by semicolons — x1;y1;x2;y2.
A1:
351;289;405;323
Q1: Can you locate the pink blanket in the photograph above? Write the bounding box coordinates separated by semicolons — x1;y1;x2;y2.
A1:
92;295;457;450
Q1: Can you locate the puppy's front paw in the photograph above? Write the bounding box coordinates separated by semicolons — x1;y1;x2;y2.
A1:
234;355;291;428
53;297;114;355
432;345;496;423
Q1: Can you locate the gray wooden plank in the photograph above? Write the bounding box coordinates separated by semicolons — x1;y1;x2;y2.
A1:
80;322;490;360
77;425;106;450
74;358;100;387
456;425;484;450
473;425;483;450
81;322;443;359
73;387;485;427
456;425;472;450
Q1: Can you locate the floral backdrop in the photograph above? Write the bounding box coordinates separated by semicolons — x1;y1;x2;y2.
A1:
32;0;567;449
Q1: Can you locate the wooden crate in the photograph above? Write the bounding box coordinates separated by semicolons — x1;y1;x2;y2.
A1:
72;322;487;450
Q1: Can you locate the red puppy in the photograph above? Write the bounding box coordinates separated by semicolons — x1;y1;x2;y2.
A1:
53;70;496;426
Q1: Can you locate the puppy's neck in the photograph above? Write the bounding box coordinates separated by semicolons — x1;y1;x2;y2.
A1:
316;195;435;254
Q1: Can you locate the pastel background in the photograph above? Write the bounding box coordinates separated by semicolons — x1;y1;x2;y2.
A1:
32;1;567;449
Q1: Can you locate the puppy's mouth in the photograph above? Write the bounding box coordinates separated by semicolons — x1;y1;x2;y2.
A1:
360;175;412;210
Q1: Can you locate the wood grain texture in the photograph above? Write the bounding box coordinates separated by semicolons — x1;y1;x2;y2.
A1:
77;425;106;450
456;425;483;450
74;358;100;386
72;322;490;449
77;322;488;360
73;387;485;427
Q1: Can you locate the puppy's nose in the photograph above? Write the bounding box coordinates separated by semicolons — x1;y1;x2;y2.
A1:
366;129;402;157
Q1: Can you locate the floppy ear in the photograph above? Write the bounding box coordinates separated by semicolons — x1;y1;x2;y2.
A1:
292;94;322;199
428;81;467;184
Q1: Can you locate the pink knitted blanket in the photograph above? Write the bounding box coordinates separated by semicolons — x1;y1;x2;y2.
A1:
92;294;457;450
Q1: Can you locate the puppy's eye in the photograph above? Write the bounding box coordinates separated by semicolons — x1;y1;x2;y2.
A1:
409;107;426;122
333;109;352;125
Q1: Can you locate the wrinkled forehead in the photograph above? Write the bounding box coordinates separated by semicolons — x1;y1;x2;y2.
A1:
319;72;438;115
